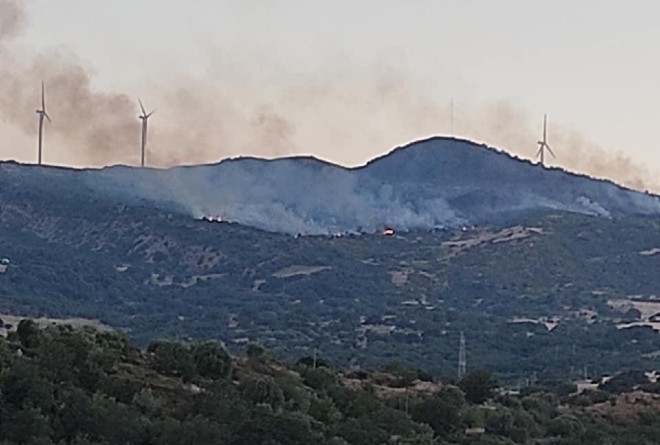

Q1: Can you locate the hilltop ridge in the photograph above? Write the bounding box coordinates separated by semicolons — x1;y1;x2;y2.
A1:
2;137;659;234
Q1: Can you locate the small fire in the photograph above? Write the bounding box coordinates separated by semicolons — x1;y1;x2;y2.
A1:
382;227;395;236
202;215;224;223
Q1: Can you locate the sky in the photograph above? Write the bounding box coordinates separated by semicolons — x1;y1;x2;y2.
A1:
1;0;659;190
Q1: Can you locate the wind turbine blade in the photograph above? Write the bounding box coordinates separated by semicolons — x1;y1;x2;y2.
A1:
546;145;556;158
543;114;547;142
536;147;543;159
138;99;147;116
44;112;52;124
41;81;46;110
146;110;156;118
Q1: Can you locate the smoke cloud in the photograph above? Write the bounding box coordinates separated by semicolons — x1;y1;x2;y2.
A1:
0;0;657;193
550;130;653;192
0;0;25;43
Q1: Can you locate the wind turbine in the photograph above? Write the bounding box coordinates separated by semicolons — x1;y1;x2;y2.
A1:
536;114;555;166
138;99;155;167
35;82;52;165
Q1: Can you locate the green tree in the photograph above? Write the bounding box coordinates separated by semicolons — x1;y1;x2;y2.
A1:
599;370;649;394
547;414;585;438
16;319;41;349
246;343;268;361
0;407;52;444
337;417;390;445
240;378;285;410
308;395;342;425
192;342;232;380
1;359;54;411
382;361;418;388
302;367;337;392
297;355;331;369
410;386;465;435
459;370;498;404
147;340;195;380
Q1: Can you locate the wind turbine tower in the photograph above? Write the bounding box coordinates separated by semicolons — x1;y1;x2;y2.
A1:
536;114;556;166
458;331;467;379
35;82;52;165
138;99;155;167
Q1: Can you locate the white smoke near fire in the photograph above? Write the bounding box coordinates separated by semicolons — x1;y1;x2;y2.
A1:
84;138;660;235
89;153;464;235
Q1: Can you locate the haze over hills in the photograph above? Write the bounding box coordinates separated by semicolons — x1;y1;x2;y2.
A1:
1;137;660;377
2;137;659;235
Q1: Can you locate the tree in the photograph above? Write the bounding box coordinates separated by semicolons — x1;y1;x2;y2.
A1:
308;396;342;425
246;343;267;361
547;414;585;438
16;319;41;349
410;386;465;435
337;417;390;445
0;339;14;372
599;370;649;394
239;378;285;410
147;341;195;380
1;359;54;411
382;361;418;388
192;342;232;380
297;355;331;369
459;370;498;404
0;407;52;444
302;367;337;392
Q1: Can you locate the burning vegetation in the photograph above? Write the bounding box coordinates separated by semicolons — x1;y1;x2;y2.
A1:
382;227;395;236
199;215;224;223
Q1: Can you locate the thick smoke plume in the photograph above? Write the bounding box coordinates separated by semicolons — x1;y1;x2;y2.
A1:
0;0;657;193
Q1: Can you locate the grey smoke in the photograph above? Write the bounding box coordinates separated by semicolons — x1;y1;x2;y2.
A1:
0;0;657;194
0;0;25;43
77;138;660;235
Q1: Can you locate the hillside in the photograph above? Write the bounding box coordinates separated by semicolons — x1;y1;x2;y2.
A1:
2;137;659;235
1;148;659;378
2;322;660;445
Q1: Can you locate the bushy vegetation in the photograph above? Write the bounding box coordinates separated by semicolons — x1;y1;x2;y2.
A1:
2;323;660;444
1;177;660;379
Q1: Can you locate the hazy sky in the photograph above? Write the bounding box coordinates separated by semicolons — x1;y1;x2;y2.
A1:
1;0;659;189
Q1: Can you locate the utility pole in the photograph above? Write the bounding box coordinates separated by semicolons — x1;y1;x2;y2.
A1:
458;331;467;379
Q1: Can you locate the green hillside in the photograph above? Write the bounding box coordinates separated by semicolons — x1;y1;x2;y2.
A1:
1;181;659;379
2;322;660;445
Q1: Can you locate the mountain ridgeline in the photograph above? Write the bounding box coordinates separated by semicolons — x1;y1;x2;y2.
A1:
1;137;660;378
3;137;659;234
